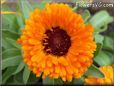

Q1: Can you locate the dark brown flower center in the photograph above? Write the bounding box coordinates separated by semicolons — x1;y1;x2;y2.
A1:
42;26;71;56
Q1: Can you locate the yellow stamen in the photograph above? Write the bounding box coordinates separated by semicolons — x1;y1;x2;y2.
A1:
46;48;51;52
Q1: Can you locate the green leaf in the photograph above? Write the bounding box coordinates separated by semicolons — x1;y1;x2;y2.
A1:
2;31;19;49
72;76;85;85
95;24;108;33
108;32;114;39
104;51;114;64
43;76;63;85
2;67;17;83
94;51;112;66
94;43;102;57
14;71;24;84
53;79;63;85
89;10;113;33
19;0;33;19
85;65;104;78
2;56;22;70
33;0;52;9
23;65;31;84
5;38;21;49
2;5;19;34
103;36;114;51
16;15;25;34
2;30;19;40
28;73;39;84
72;6;78;11
2;48;21;59
94;34;104;44
13;62;25;75
82;10;90;23
16;15;24;29
94;34;104;57
2;38;13;49
5;76;15;84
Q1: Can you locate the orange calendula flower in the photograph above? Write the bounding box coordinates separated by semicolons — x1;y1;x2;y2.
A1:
85;66;114;85
17;3;96;81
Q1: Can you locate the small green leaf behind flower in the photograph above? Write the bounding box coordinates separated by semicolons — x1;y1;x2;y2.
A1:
16;15;25;34
72;76;85;85
2;31;20;49
94;34;104;57
89;10;113;33
33;0;52;9
94;34;104;44
13;62;25;75
103;36;114;51
94;51;113;66
13;71;24;84
81;10;91;23
19;0;33;19
2;56;22;70
23;65;31;84
2;48;21;60
5;38;21;49
85;65;104;78
2;67;17;83
43;76;63;85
